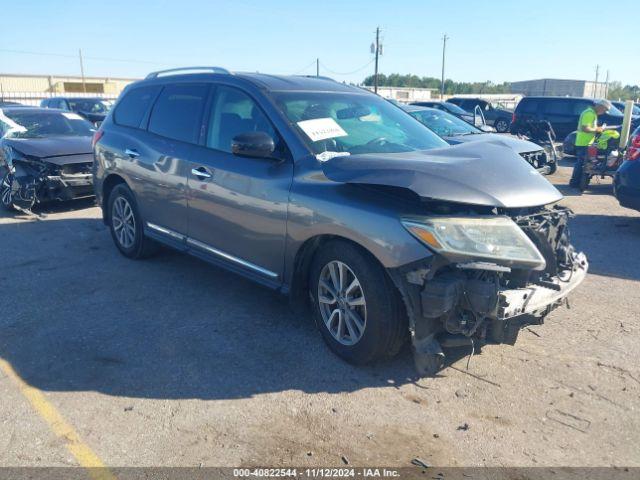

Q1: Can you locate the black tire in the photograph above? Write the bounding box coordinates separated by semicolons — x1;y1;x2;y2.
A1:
107;183;159;259
494;118;510;133
309;240;407;365
578;173;591;192
1;170;16;211
547;160;558;175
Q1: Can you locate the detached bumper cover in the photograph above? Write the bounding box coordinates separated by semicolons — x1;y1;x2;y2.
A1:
497;253;588;320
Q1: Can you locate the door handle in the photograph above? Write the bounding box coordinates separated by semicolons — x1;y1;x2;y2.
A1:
125;148;140;158
191;167;212;179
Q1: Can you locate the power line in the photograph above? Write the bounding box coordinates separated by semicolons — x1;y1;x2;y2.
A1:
292;59;319;75
319;58;374;76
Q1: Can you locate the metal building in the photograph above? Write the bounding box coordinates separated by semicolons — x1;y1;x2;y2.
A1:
510;78;607;98
0;73;139;105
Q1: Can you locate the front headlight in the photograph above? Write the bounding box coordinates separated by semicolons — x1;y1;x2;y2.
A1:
402;216;546;270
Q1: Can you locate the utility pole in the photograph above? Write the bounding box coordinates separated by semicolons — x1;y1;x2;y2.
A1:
78;49;87;93
604;69;610;99
316;58;320;77
441;34;449;100
594;64;600;98
372;26;381;94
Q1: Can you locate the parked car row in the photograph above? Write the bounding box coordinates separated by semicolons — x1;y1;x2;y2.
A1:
40;97;112;126
402;105;557;174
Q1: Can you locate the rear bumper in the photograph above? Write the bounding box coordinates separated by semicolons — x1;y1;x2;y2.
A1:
614;178;640;212
497;253;588;320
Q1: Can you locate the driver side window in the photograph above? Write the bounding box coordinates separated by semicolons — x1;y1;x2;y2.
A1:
206;86;277;153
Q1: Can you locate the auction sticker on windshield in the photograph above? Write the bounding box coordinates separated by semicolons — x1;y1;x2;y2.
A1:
297;117;347;142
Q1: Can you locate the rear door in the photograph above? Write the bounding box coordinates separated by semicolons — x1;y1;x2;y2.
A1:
107;83;209;240
541;99;578;139
135;83;210;239
185;84;293;284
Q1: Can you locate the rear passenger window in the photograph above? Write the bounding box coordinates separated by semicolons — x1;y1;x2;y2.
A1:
517;99;539;114
148;84;209;143
545;100;573;115
114;86;161;129
206;86;277;153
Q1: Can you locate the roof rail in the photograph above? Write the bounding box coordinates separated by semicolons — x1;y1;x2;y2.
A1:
145;66;231;79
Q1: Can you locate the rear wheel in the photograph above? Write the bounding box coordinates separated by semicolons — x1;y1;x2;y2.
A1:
310;240;407;365
1;170;16;211
107;184;159;259
494;118;510;133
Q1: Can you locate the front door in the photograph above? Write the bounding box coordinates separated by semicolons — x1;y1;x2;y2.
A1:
186;85;293;284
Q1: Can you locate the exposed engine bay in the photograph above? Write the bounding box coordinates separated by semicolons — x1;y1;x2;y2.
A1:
390;204;588;375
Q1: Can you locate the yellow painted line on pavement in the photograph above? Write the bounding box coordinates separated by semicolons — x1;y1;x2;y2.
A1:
0;358;116;480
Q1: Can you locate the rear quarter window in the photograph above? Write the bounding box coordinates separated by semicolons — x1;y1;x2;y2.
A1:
114;85;161;128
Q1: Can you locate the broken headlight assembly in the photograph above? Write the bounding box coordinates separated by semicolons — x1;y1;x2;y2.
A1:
401;216;546;270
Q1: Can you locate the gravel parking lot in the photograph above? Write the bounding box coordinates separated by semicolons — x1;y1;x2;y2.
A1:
1;160;639;469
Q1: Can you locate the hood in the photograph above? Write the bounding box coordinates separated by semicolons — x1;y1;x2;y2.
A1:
444;133;543;154
320;141;562;208
5;136;93;158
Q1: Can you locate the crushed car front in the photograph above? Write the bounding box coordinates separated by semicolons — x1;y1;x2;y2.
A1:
271;86;588;375
0;108;95;210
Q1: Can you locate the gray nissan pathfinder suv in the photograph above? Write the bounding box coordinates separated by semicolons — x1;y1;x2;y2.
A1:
93;67;588;375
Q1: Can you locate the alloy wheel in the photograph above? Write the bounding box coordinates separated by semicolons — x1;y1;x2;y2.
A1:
112;196;136;249
1;173;13;207
317;260;367;346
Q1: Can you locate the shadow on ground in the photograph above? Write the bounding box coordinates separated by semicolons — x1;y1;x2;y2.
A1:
0;214;431;400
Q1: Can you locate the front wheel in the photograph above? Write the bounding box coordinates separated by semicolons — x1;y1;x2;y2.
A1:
309;240;407;365
107;184;159;259
1;170;16;211
494;118;510;133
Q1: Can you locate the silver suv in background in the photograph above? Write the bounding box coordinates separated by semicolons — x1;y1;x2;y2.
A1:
93;67;588;375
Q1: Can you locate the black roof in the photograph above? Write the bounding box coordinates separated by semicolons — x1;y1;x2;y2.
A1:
520;96;598;101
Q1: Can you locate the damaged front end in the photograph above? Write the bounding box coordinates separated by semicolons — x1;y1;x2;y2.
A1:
389;205;588;375
1;146;93;210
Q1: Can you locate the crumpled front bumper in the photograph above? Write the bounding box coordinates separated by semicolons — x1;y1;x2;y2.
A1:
497;252;589;320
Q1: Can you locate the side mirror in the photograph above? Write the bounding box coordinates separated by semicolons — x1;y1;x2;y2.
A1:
231;131;276;158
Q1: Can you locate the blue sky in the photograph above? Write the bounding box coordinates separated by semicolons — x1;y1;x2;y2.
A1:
1;0;638;85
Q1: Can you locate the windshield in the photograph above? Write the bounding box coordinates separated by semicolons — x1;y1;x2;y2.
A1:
3;110;94;138
68;99;111;114
612;102;640;116
273;92;448;155
442;102;470;116
409;109;480;137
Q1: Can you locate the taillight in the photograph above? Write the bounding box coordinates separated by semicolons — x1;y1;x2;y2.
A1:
587;145;598;158
512;113;517;124
626;135;640;161
92;130;104;149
